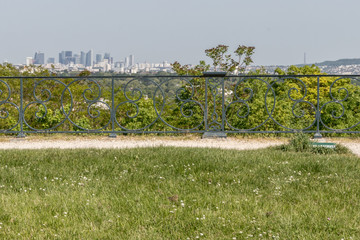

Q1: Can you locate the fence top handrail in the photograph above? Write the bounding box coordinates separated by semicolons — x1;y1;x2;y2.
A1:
1;74;360;79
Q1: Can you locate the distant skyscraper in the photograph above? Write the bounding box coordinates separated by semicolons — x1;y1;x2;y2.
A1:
65;51;72;58
64;51;73;64
59;51;65;64
74;54;80;64
96;54;103;64
86;50;93;67
129;54;135;67
80;51;86;65
104;53;111;63
33;52;45;65
125;56;129;68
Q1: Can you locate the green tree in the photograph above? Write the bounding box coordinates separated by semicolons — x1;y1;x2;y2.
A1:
171;44;255;75
170;44;256;131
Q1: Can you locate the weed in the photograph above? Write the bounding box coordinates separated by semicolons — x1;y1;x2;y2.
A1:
276;132;351;154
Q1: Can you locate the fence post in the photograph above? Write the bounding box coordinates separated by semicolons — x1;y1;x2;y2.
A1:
202;72;227;138
314;76;322;139
109;77;117;138
17;77;25;138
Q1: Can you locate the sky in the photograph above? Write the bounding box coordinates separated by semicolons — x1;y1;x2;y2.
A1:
1;0;360;66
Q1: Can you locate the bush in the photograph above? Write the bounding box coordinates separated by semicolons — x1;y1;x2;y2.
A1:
276;132;351;154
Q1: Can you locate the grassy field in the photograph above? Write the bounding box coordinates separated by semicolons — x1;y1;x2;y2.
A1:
0;146;359;239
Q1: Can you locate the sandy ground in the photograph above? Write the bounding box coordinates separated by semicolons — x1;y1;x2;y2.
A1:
0;137;285;150
0;136;359;157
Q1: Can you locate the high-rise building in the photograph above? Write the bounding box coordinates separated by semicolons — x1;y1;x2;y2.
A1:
125;56;129;68
129;54;135;67
86;50;93;67
59;51;65;64
64;51;73;64
33;52;45;65
65;51;72;58
96;54;103;64
74;54;80;64
104;53;111;63
80;51;86;65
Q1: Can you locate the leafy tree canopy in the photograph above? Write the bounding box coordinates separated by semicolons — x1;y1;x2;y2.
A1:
172;44;255;75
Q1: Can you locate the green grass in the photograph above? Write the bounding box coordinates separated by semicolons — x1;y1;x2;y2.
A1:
0;147;359;239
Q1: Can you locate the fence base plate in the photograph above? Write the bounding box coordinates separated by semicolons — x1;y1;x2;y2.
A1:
313;133;322;139
202;132;227;139
108;133;117;138
16;133;26;138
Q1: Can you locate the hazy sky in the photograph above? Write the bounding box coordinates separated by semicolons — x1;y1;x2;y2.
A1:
1;0;359;66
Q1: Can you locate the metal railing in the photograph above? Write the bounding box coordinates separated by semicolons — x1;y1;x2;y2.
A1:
0;73;359;138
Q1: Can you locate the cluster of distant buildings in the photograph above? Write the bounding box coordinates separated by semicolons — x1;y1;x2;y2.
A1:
7;53;360;75
246;64;360;75
317;65;360;75
24;50;173;74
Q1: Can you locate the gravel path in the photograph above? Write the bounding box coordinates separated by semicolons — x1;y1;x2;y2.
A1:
333;141;360;157
0;138;285;150
0;137;359;157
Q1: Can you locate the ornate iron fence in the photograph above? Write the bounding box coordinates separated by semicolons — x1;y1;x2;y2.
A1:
0;74;359;138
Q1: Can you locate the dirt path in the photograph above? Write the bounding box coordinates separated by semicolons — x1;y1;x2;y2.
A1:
0;136;359;157
0;137;285;150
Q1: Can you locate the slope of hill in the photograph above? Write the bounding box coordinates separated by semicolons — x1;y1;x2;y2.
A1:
315;58;360;66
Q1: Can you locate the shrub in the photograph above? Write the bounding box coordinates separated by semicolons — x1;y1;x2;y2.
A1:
276;132;351;155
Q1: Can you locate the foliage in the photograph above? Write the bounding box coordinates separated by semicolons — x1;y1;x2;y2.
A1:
171;44;255;75
274;65;360;132
170;60;210;76
1;62;360;134
78;69;91;77
205;44;255;73
225;64;360;133
284;132;312;152
0;63;52;77
170;44;256;131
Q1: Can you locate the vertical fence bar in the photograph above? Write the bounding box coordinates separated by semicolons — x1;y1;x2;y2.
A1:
221;77;225;132
204;76;208;132
109;77;117;138
17;77;25;138
314;76;322;139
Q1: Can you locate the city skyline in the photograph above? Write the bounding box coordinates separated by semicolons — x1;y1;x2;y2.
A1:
6;48;360;76
27;50;142;66
20;50;162;67
1;0;360;66
20;49;172;74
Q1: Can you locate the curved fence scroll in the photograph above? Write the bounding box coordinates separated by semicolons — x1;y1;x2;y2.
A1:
0;74;360;137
